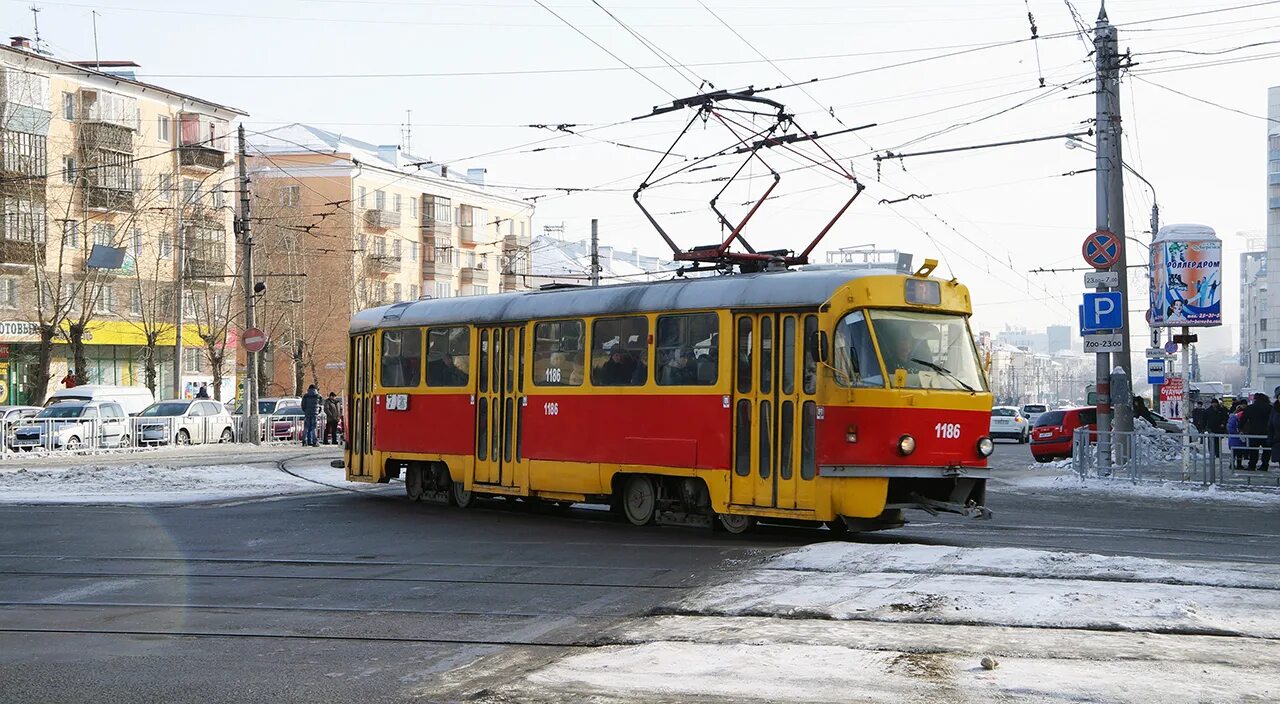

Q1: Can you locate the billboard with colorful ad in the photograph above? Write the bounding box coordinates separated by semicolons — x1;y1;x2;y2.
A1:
1150;223;1221;328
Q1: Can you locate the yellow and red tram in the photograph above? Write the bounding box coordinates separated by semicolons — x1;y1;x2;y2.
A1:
343;261;993;532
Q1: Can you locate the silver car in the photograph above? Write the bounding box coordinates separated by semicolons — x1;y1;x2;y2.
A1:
9;401;131;451
135;400;236;446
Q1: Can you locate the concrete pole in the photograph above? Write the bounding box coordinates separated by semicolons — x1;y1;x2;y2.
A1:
590;218;600;287
1094;6;1113;466
172;159;184;401
238;124;260;445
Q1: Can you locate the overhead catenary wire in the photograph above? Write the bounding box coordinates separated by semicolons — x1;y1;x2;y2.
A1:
532;0;675;98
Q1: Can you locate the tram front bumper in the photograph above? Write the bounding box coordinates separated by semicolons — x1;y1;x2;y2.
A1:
820;465;992;520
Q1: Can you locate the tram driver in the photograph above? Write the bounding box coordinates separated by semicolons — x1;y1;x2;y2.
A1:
878;321;931;383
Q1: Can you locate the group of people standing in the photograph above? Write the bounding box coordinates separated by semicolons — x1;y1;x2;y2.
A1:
300;385;344;448
1224;393;1277;471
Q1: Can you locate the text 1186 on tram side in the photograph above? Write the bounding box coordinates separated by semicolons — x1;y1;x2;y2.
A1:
344;261;993;533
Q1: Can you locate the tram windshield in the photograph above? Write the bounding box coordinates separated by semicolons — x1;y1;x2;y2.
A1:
834;309;987;392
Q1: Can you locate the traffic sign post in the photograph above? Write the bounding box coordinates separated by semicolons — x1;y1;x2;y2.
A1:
1082;230;1122;269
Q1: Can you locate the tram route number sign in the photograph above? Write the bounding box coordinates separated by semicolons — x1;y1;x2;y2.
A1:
242;327;268;353
1082;230;1122;269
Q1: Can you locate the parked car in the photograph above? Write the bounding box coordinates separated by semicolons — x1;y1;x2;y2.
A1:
1030;407;1097;463
1020;403;1048;427
989;406;1030;443
135;400;236;446
9;400;131;451
268;403;306;441
0;405;41;423
46;385;155;416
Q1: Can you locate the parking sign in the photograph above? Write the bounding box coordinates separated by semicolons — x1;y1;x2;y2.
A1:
1081;291;1123;332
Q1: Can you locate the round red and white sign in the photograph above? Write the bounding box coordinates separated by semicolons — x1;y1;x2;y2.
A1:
242;327;268;353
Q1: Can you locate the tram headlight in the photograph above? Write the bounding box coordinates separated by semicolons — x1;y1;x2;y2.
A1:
897;434;916;456
976;436;995;457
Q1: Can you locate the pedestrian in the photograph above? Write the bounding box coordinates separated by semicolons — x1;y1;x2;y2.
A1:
61;370;76;388
1204;398;1228;458
1191;401;1207;433
1268;399;1280;473
1241;392;1272;471
1227;403;1246;470
301;384;321;447
196;383;210;399
322;392;341;445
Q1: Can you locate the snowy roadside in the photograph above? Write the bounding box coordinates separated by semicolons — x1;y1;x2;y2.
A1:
0;458;352;505
482;543;1280;703
998;465;1280;505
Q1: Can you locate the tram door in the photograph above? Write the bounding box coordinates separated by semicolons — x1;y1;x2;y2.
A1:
730;313;811;510
347;333;375;480
474;325;526;489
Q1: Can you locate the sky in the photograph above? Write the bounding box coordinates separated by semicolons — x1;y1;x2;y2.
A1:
4;0;1277;354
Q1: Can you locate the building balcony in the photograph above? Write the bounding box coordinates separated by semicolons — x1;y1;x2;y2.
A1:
364;209;401;230
365;253;401;274
185;255;226;280
84;186;134;212
0;236;43;268
78;121;134;154
459;224;476;244
179;144;226;171
501;273;522;292
183;204;226;228
421;217;451;238
423;257;453;278
459;265;487;284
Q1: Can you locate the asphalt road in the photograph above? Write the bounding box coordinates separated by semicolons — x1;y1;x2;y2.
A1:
1;442;1277;702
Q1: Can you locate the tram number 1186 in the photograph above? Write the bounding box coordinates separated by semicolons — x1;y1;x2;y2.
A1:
935;422;962;439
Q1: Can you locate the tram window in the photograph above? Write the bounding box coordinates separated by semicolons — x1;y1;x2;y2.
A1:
782;316;796;395
801;401;817;480
780;400;794;480
833;311;885;387
760;317;773;394
803;315;818;394
505;328;516;394
479;329;489;393
380;329;422;388
736;317;753;394
533;320;584;386
591;317;649;386
866;310;987;391
758;399;772;478
735;399;751;476
426;327;470;387
518;327;526;393
476;397;488;460
656;313;719;386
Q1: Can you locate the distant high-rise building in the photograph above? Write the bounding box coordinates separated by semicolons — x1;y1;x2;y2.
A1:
1046;325;1071;353
1262;86;1280;392
1239;231;1266;388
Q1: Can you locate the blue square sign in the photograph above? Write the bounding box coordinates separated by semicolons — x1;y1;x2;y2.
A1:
1147;359;1165;385
1081;291;1123;332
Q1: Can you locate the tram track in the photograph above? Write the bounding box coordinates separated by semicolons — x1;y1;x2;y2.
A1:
0;569;697;590
0;625;611;648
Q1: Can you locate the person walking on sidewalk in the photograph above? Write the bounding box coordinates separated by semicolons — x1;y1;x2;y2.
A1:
1227;403;1246;470
322;392;341;445
1242;392;1272;471
301;384;321;447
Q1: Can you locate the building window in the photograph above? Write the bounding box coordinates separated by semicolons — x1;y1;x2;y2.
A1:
358;186;367;207
1263;319;1268;331
131;168;142;192
129;287;142;315
378;281;387;303
63;155;75;184
92;223;115;247
375;189;386;211
392;238;401;260
409;284;418;299
408;240;418;262
409;198;417;218
62;92;75;121
470;285;488;296
183;179;199;204
281;185;300;207
212;187;224;210
158;115;171;143
393;283;402;301
159;233;173;259
62;220;79;248
0;278;17;308
184;348;201;373
131;228;142;257
159;173;173;201
435;282;450;299
375;236;386;257
96;285;114;313
182;290;196;320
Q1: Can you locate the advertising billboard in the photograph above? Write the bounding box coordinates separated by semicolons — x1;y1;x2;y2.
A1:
1150;224;1221;328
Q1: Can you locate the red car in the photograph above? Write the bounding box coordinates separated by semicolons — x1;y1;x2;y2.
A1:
1031;407;1097;463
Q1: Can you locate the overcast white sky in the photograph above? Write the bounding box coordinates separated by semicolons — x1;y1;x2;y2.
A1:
6;0;1277;352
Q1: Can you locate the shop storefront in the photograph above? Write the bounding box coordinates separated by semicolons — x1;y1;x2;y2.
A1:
0;319;219;404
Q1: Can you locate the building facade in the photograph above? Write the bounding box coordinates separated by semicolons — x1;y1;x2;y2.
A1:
0;38;243;404
1260;85;1280;395
247;124;534;396
1238;238;1266;391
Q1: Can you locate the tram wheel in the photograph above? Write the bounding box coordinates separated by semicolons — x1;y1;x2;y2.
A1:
405;465;425;502
450;481;475;508
824;518;850;537
621;475;656;526
717;513;755;534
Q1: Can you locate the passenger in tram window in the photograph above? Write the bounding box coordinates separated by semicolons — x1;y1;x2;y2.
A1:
597;348;638;385
427;352;465;386
660;347;698;385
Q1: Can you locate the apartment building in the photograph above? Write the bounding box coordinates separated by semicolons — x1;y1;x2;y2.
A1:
0;38;245;403
247;124;534;395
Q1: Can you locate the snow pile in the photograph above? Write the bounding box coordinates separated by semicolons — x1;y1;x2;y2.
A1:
677;544;1280;638
1002;469;1280;505
0;460;343;504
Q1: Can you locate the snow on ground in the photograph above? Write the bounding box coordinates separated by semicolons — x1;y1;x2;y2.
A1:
491;543;1280;703
0;459;348;505
1005;466;1280;505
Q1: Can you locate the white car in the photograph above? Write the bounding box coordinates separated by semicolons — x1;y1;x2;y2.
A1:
1020;403;1048;427
9;401;131;451
990;406;1030;443
135;399;236;446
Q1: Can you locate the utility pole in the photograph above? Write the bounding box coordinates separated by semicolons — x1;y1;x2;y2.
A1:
172;161;184;401
1093;6;1114;462
590;218;600;287
237;124;260;445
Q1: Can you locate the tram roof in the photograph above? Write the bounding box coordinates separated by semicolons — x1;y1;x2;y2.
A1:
351;266;906;333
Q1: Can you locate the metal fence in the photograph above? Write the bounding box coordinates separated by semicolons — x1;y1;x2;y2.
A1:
0;412;341;460
1071;428;1280;489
